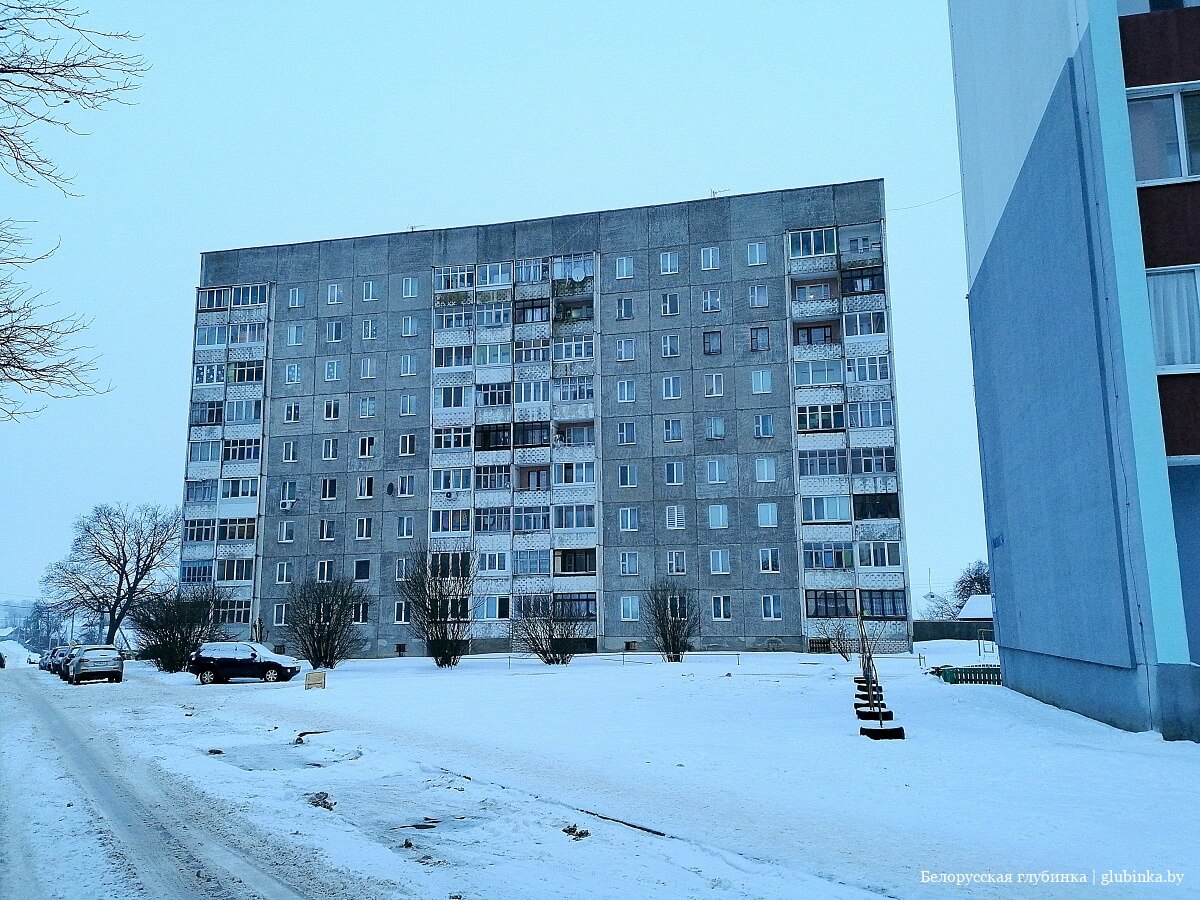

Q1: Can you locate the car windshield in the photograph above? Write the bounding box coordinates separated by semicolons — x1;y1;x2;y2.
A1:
247;643;275;657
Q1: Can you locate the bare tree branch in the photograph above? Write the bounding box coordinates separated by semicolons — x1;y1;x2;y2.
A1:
280;578;368;669
395;541;474;667
0;1;146;191
642;578;698;661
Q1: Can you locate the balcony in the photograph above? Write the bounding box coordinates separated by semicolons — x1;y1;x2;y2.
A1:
514;445;551;466
858;571;906;590
792;342;843;362
515;281;551;301
798;475;851;495
551;274;595;299
839;249;884;270
787;254;838;276
475;405;511;425
855;520;902;542
802;570;856;590
432;327;472;348
794;385;844;406
790;298;841;321
842;292;887;313
852;474;899;494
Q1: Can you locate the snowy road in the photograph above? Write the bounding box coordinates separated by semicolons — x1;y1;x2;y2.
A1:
0;664;386;900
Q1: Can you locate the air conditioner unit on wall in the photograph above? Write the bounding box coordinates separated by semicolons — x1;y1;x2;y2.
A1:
280;499;295;511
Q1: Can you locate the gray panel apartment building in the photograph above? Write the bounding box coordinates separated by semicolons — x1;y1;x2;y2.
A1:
181;181;911;657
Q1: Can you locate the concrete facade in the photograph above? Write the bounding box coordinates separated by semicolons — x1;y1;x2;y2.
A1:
949;0;1200;739
181;183;911;658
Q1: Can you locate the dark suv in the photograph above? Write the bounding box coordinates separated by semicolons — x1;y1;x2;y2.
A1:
187;642;302;685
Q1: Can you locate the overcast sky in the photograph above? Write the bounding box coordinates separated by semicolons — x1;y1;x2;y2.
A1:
0;0;984;614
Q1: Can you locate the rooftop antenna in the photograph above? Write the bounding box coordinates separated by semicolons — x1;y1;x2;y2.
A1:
709;188;730;199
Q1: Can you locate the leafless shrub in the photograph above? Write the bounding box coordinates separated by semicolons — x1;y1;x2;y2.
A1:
643;579;698;661
129;583;232;672
511;595;588;665
812;618;856;661
280;578;368;669
395;543;474;668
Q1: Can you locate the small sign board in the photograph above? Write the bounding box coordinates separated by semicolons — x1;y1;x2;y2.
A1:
304;671;326;690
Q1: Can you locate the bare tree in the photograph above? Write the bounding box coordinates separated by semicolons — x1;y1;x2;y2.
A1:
811;618;856;661
129;583;232;673
0;220;101;419
19;600;65;649
953;560;991;602
280;578;368;670
41;503;179;644
643;579;698;661
395;543;473;668
0;1;146;190
511;595;589;665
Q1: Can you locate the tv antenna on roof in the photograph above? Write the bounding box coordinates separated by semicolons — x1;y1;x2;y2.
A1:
709;188;730;198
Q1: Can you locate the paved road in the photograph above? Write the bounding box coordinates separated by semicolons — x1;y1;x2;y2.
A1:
0;664;365;900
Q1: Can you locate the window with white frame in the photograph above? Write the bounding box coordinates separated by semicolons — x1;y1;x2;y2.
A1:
706;458;727;484
794;359;842;386
789;227;836;258
319;519;335;541
660;251;679;275
749;283;769;308
702;288;721;313
402;276;418;298
709;549;730;574
747;241;767;266
705;416;725;440
616;338;636;361
617;422;636;444
1148;268;1200;366
357;476;374;499
316;559;333;582
846;355;891;383
704;373;723;397
1128;89;1200;182
755;457;776;483
284;402;300;424
274;602;288;625
287;324;303;346
553;335;593;361
399;354;416;376
396;475;415;496
401;315;416;336
360;357;376;379
359;396;376;418
282;438;297;461
616;297;634;320
394;598;409;622
663;418;682;442
757;502;778;528
619;507;639;531
397;515;414;538
712;595;732;620
666;550;686;574
322;438;338;460
276;562;292;585
660;292;680;317
621;595;640;621
848;400;894;428
285;363;300;384
478;552;507;574
617;379;636;403
662;376;682;400
752;369;772;394
802;495;851;523
661;334;679;357
362;280;378;301
356;517;373;540
278;520;294;543
844;311;887;336
750;326;770;351
620;551;639;576
327;283;344;304
700;246;720;270
362;318;378;340
324;360;340;381
665;505;685;529
618;464;637;486
708;504;729;529
398;433;416;457
616;256;634;279
664;462;683;486
288;286;305;308
399;394;417;416
761;594;783;620
858;540;902;568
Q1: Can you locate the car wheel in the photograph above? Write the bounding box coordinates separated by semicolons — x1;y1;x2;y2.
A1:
112;674;123;683
263;666;282;683
198;669;217;685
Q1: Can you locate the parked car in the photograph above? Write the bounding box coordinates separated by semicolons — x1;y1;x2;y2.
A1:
67;646;124;685
58;646;85;680
187;642;302;685
27;652;40;666
46;646;73;675
0;650;5;668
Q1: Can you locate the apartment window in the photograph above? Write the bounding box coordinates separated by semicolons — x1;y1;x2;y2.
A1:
752;370;772;394
761;594;783;620
752;501;778;528
616;297;634;320
477;300;511;327
399;395;417;416
288;286;305;308
618;464;637;487
615;256;634;279
280;480;297;502
663;418;683;442
851;446;896;474
797;403;846;431
846;355;891;383
747;241;767;266
848;400;894;428
705;416;725;440
433;426;471;450
399;355;416;376
844;311;887;336
327;283;344;304
478;552;507;574
661;334;679;358
188;440;221;463
703;331;722;355
430;509;471;534
321;477;337;500
322;437;338;461
554;461;595;485
794;359;842;386
796;282;832;302
700;246;720;270
620;551;640;576
754;414;774;438
397;515;414;539
701;289;721;313
319;519;336;542
514;549;550;575
707;458;729;484
712;595;732;621
616;338;636;361
397;475;415;496
353;560;371;583
1128;90;1200;182
621;596;640;621
802;495;851;523
221;477;258;499
359;396;377;418
185;480;217;502
854;492;901;520
708;504;729;529
476;382;512;408
556;549;597;575
227;361;264;384
286;324;303;346
476;595;509;620
804;541;855;570
750;326;770;351
278;521;294;543
617;422;636;445
709;549;730;575
843;268;885;294
806;589;856;618
357;476;374;499
514;339;549;363
660;251;679;275
283;402;300;424
858;541;902;568
553;335;594;361
661;292;679;316
700;373;723;398
215;558;254;583
273;602;289;626
666;550;686;575
183;518;216;543
439;385;467;409
222;438;261;462
662;376;682;400
285;363;300;384
664;462;684;486
861;590;908;619
435;345;473;369
617;379;636;403
398;433;416;457
193;364;224;385
749;284;769;309
356;517;373;540
618;507;639;531
665;505;685;529
325;321;342;343
324;360;340;382
217;517;256;542
755;457;776;483
789;227;836;258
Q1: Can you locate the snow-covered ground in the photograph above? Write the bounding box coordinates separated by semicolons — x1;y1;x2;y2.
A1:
2;639;1198;898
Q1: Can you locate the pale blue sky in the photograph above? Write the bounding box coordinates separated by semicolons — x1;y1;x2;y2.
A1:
0;0;983;611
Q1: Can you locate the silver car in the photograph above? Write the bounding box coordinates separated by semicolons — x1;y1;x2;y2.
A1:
67;645;124;685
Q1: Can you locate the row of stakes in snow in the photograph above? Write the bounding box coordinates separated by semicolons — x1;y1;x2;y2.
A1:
854;673;906;740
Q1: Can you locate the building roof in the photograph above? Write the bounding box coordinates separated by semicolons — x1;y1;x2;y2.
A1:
956;595;994;621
